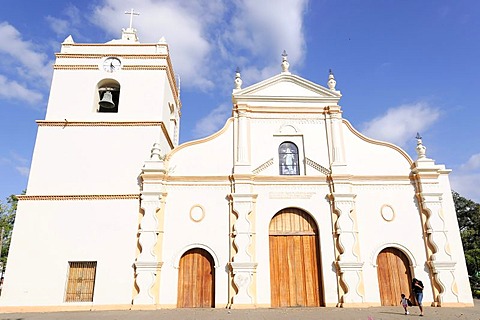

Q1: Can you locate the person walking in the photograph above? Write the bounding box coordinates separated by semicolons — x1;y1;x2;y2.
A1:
400;293;410;315
412;278;424;316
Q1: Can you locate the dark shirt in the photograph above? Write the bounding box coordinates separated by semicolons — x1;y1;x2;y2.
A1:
412;280;424;293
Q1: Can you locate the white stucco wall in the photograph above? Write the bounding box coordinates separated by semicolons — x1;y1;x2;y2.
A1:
2;199;139;306
166;120;234;176
159;185;231;306
27;126;162;195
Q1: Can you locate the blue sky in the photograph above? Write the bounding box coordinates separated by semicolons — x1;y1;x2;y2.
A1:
1;0;479;203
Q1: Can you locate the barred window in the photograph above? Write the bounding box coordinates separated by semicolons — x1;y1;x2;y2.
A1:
65;261;97;302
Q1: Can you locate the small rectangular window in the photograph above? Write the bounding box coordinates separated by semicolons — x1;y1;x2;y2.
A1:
65;261;97;302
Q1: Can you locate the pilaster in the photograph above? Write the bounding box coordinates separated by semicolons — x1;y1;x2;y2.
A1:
133;144;167;307
413;156;459;305
228;192;258;307
233;105;251;174
133;193;162;305
329;191;365;306
326;106;347;168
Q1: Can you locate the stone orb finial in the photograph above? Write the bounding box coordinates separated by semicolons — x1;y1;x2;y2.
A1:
328;69;337;91
234;67;242;90
281;50;290;73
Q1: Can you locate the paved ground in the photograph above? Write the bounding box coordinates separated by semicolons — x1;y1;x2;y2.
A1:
1;301;478;320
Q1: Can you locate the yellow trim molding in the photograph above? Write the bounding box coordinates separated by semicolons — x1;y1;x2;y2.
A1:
17;194;140;201
37;120;163;127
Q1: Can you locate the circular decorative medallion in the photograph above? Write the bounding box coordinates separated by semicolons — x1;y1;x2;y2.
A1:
189;205;205;222
381;204;395;222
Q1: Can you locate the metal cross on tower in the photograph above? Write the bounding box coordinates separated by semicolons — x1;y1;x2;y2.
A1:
125;8;140;29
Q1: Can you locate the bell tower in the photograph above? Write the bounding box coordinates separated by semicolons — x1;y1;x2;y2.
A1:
26;25;180;196
1;19;181;307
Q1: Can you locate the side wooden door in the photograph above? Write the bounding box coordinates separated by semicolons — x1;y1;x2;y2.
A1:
269;208;323;307
177;248;215;308
377;247;412;306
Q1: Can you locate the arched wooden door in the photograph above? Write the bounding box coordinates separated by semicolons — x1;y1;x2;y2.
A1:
177;248;215;308
269;208;324;307
377;247;413;306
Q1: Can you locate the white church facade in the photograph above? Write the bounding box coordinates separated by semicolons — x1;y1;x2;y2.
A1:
0;25;473;311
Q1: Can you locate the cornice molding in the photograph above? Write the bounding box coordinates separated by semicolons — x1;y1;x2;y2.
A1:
59;43;168;48
53;65;168;71
122;65;167;70
55;54;168;59
346;175;414;182
166;176;231;183
17;194;140;201
53;65;98;70
36;121;163;127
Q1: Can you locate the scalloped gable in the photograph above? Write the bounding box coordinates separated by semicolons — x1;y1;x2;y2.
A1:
233;73;341;102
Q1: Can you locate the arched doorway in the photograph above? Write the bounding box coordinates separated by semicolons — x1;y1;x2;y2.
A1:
269;208;324;307
377;247;413;306
177;248;215;308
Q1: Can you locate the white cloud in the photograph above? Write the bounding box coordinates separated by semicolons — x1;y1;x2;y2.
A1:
0;152;30;177
15;166;30;177
451;152;480;203
221;0;308;84
88;0;308;90
450;172;480;204
91;0;224;90
360;102;441;148
0;22;53;86
459;153;480;170
46;16;70;36
0;75;43;104
192;103;231;138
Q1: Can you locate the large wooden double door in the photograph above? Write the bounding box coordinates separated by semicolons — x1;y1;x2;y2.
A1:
177;248;215;308
377;247;413;306
269;208;324;307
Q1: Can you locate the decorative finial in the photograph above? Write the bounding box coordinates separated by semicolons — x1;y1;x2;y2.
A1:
281;50;290;73
234;67;243;91
150;143;162;160
328;69;337;91
415;132;427;159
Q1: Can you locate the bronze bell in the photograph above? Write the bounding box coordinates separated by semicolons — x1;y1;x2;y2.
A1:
99;91;115;108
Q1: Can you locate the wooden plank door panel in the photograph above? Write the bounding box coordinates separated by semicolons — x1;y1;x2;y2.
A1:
377;248;412;306
177;248;215;308
269;208;323;308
